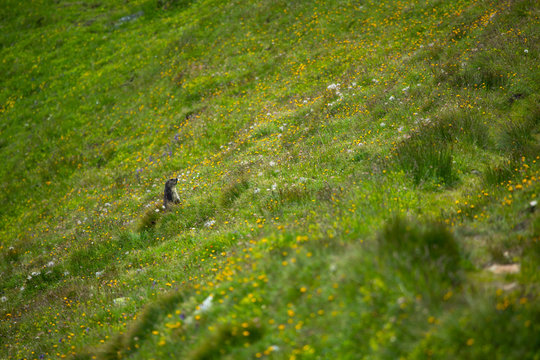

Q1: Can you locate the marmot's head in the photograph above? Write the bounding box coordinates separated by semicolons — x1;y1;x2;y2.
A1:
166;178;178;187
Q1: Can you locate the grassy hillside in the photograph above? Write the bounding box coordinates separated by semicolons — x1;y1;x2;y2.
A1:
1;0;539;358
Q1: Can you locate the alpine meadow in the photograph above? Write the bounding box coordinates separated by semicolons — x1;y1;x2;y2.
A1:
1;0;540;359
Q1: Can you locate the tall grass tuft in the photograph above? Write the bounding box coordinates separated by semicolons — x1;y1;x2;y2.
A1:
497;104;540;159
483;161;515;186
220;177;249;207
136;203;163;232
395;137;455;186
377;217;462;294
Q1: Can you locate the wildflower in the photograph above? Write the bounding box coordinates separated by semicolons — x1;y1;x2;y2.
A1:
327;83;340;90
402;86;410;92
0;296;7;303
113;297;129;305
254;188;260;194
204;219;216;228
389;95;395;101
524;49;528;53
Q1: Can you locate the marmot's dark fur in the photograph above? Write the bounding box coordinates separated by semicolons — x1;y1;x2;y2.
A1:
164;178;180;209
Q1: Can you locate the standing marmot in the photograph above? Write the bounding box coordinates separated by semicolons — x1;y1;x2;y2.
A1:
163;178;181;209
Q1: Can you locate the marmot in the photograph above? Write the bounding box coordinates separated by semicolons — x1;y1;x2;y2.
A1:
163;178;181;209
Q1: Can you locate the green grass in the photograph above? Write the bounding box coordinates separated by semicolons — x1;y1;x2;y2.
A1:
1;0;539;359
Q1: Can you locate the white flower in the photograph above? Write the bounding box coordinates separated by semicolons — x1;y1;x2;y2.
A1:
0;296;7;303
269;161;276;166
380;122;386;127
113;297;129;306
95;270;104;278
402;86;410;92
327;83;340;90
389;95;395;101
254;188;260;194
155;208;160;212
271;183;277;191
524;49;528;53
204;219;216;228
47;261;55;267
398;126;404;132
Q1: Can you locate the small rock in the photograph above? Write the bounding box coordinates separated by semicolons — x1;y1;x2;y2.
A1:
501;282;518;291
487;264;520;274
115;11;144;27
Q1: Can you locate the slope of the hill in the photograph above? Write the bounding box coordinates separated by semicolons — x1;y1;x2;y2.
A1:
1;0;539;359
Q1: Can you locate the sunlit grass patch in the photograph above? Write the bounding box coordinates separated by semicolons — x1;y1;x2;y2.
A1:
1;0;539;358
68;231;155;276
